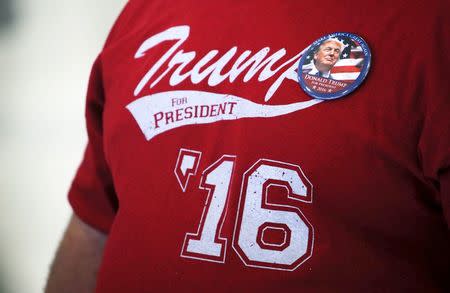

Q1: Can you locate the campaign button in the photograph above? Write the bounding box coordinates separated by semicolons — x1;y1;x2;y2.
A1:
298;32;371;100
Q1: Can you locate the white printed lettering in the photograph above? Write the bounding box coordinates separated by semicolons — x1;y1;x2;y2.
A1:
133;26;310;101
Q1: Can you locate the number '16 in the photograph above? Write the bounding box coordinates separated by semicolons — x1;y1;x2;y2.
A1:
175;149;314;271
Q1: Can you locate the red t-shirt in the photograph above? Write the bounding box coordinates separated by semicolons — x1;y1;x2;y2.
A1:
69;0;450;291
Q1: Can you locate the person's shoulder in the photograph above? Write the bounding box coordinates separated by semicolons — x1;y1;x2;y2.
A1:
302;62;315;74
102;0;140;49
102;0;165;50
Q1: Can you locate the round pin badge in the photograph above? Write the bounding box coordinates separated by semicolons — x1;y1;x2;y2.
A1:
298;32;371;100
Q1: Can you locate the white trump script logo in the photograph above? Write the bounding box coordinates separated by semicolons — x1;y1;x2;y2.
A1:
127;26;322;141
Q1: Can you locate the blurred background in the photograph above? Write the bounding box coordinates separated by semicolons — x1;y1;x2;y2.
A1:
0;0;127;292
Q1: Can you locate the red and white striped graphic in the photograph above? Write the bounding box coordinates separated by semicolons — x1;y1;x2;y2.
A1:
330;46;364;82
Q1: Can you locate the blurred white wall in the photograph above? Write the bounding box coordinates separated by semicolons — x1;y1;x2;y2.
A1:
0;1;127;292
